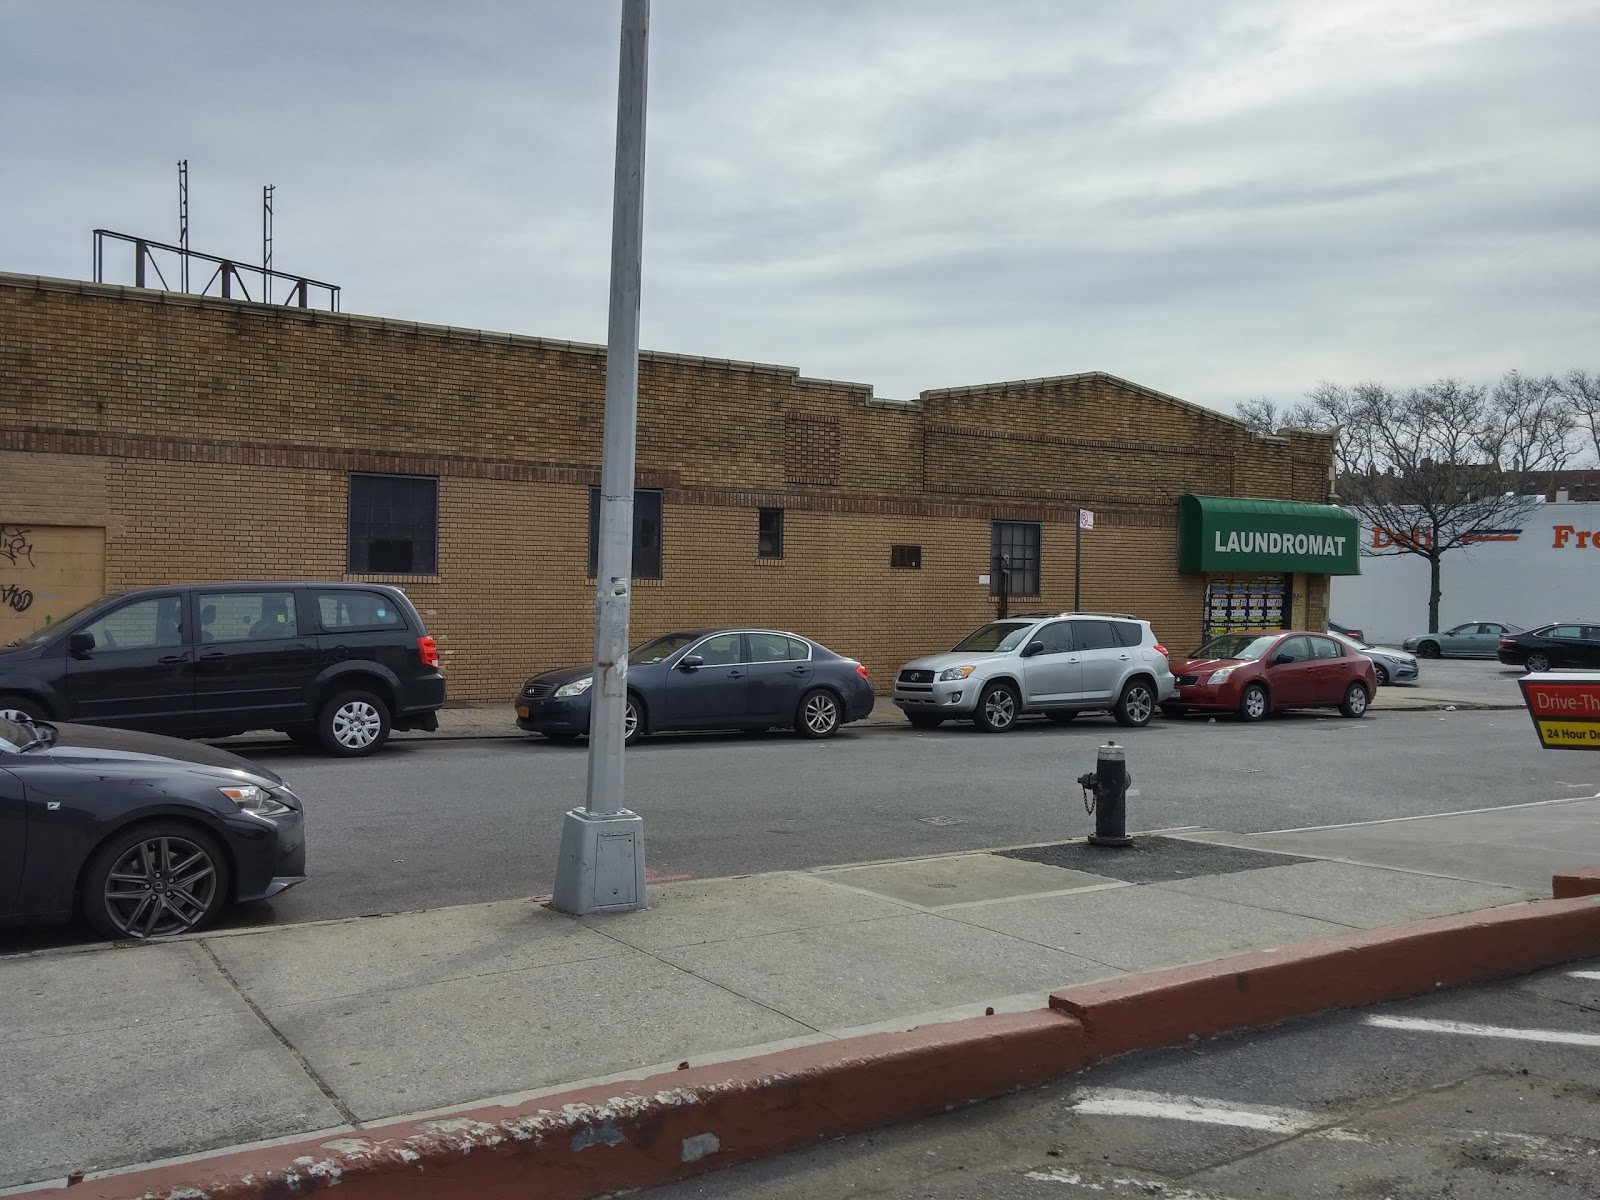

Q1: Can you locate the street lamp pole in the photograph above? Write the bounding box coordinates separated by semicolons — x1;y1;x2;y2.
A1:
551;0;651;916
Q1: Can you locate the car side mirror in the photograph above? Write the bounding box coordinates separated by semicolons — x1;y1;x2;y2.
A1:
1273;652;1294;665
678;655;703;672
68;631;95;656
1022;640;1045;658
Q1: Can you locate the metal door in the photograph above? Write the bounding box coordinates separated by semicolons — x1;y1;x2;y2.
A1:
1020;620;1082;704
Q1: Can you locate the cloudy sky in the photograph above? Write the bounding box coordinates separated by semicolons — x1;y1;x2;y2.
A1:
3;0;1596;412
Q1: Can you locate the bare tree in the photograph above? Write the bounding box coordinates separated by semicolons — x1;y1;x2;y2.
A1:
1478;370;1575;477
1307;378;1545;632
1558;369;1600;464
1235;396;1326;436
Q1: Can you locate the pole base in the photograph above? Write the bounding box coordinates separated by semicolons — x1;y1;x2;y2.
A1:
550;808;648;915
1086;834;1134;848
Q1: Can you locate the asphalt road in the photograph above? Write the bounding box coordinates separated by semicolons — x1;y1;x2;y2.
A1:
644;958;1600;1199
174;706;1593;924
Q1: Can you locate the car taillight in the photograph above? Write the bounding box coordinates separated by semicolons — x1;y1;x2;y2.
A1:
1153;643;1169;659
1499;637;1514;646
856;664;870;679
418;635;440;668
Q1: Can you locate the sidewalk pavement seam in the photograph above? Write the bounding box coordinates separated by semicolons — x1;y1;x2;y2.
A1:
794;866;1137;915
1253;791;1600;835
197;939;361;1127
574;906;832;1039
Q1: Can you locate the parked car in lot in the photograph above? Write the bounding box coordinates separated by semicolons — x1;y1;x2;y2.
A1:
0;582;445;757
1164;630;1376;721
515;628;876;744
1329;619;1366;643
0;714;306;939
1327;631;1419;687
1497;623;1600;673
1403;621;1523;659
892;612;1175;732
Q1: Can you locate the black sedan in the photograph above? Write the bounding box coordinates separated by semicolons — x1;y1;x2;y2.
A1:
515;627;877;745
1497;623;1600;673
1;715;306;940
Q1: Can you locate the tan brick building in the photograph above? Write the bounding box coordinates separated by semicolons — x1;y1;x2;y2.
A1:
0;272;1349;703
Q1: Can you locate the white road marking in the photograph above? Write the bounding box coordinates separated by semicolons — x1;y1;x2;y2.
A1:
1569;970;1600;981
1257;792;1600;836
1068;1087;1319;1133
1366;1014;1600;1046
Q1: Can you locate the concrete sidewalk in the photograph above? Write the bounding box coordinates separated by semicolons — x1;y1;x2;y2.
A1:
7;798;1591;1193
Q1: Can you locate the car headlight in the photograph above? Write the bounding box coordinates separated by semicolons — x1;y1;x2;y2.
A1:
555;676;594;698
938;665;976;681
1207;668;1235;684
220;784;291;817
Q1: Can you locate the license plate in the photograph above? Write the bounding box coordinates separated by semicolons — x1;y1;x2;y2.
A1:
516;706;530;718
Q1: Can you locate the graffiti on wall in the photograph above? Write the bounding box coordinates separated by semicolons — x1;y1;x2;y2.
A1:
1;583;31;613
1;525;35;567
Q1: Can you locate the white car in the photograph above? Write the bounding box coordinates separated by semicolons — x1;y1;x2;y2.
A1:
893;612;1177;732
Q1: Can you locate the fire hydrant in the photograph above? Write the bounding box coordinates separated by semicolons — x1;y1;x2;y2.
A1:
1077;741;1133;847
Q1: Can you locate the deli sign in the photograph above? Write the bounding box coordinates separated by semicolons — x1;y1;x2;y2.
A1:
1519;674;1600;751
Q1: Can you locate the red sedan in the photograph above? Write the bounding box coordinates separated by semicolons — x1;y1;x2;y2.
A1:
1164;630;1377;722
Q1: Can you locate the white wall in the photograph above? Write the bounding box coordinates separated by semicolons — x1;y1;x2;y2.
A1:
1331;500;1600;645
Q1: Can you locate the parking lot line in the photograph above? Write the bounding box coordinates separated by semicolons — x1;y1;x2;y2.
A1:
1366;1014;1600;1046
1068;1087;1319;1133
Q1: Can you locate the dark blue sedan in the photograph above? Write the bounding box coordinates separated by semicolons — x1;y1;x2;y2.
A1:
514;627;877;745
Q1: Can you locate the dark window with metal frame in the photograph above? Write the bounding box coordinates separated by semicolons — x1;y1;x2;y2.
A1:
890;544;922;569
587;487;664;579
990;521;1041;596
347;473;438;575
758;508;784;559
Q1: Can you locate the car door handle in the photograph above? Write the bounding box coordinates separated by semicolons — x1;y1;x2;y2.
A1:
727;670;745;679
790;666;810;674
158;654;189;665
1118;654;1131;660
199;651;227;661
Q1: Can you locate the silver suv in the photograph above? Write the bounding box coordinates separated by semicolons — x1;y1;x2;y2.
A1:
892;612;1177;732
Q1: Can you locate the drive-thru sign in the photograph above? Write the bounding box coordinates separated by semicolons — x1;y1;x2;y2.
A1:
1519;672;1600;750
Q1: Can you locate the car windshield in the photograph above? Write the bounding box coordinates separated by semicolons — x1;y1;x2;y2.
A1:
628;631;705;665
4;592;123;648
951;621;1035;653
1194;634;1279;661
1330;632;1372;652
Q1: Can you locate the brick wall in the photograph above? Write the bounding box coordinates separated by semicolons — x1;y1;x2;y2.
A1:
0;273;1334;702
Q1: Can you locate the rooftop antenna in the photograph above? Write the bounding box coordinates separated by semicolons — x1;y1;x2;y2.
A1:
262;184;274;304
178;159;189;292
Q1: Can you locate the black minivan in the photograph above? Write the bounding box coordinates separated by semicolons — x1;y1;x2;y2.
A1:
0;582;445;756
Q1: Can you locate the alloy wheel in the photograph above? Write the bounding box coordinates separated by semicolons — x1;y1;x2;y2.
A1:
1526;653;1550;674
102;835;219;939
331;700;382;749
803;692;839;735
624;699;640;741
1345;684;1368;716
983;687;1016;730
1119;683;1154;726
1242;686;1267;721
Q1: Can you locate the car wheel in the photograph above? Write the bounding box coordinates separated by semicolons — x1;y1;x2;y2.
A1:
623;694;645;746
796;688;841;738
544;730;582;743
1373;664;1390;687
974;682;1019;732
1238;683;1269;722
318;689;392;757
82;822;231;941
1525;652;1551;674
1046;711;1077;725
1340;681;1370;718
906;713;943;729
1417;641;1440;658
0;692;47;725
1113;679;1156;728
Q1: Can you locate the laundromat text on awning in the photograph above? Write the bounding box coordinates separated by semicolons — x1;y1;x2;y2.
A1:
1177;494;1362;575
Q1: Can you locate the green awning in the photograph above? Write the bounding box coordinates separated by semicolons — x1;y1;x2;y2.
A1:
1177;494;1361;575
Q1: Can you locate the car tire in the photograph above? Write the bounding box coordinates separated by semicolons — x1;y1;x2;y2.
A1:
624;694;645;747
1045;711;1077;725
82;821;231;941
1373;664;1390;687
906;713;944;729
1238;683;1269;723
796;688;842;739
973;682;1019;732
0;692;48;725
318;689;392;757
1525;652;1551;674
1112;679;1156;728
1417;641;1440;658
1340;681;1370;718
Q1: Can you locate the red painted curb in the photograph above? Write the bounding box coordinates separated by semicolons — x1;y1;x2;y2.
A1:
1049;895;1600;1059
14;1009;1086;1200
1554;866;1600;898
